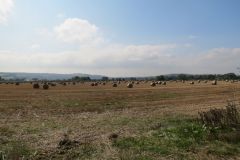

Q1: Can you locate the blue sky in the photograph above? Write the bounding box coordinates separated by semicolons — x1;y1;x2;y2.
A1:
0;0;240;76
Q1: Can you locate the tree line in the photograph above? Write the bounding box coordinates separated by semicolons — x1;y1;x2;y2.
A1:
156;73;239;81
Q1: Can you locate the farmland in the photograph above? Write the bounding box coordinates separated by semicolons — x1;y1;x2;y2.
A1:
1;81;240;159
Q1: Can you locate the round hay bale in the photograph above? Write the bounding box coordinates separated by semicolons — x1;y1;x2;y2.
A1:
150;82;156;87
15;82;20;86
162;81;166;85
102;82;106;85
112;83;118;87
190;81;194;85
91;83;95;86
157;81;162;85
127;83;133;88
33;83;40;89
212;80;217;85
43;84;49;90
51;83;56;87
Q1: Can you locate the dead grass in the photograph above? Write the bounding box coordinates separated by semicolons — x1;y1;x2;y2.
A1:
0;81;240;159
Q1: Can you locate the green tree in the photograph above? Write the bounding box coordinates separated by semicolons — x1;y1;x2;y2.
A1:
72;76;91;81
101;76;109;81
156;75;165;81
177;74;188;80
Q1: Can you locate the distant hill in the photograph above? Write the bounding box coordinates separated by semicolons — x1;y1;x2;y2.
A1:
0;72;104;81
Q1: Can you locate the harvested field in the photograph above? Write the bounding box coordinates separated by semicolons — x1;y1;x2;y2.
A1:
1;81;240;159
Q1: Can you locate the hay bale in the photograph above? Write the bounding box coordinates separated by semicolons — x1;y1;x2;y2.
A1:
157;81;162;85
90;82;98;86
190;81;194;85
162;81;166;85
127;83;133;88
112;83;118;87
15;82;20;86
51;83;56;87
43;84;49;90
33;83;40;89
150;82;156;87
212;80;217;85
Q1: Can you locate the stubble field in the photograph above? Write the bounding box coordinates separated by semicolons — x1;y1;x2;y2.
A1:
0;81;240;159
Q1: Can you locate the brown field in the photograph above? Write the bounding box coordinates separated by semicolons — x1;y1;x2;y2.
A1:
1;81;240;159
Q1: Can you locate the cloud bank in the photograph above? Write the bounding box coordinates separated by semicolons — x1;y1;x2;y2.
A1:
1;17;239;76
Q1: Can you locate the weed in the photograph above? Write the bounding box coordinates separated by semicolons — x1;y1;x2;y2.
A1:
198;101;240;129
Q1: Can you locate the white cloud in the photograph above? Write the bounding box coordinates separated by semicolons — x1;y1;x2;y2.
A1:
54;18;104;46
1;16;239;76
0;0;14;24
1;45;239;76
196;48;240;72
0;44;179;76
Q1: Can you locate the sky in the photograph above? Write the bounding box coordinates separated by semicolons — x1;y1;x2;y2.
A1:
0;0;240;77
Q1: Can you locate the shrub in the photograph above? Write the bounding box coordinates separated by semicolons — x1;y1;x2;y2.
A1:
198;101;240;129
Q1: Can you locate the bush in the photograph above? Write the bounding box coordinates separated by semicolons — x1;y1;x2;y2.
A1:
198;101;240;129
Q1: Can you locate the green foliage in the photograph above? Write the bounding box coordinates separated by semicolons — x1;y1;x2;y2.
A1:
113;119;208;158
113;116;240;159
101;76;109;81
71;76;91;81
222;73;238;80
156;75;165;81
177;74;188;80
